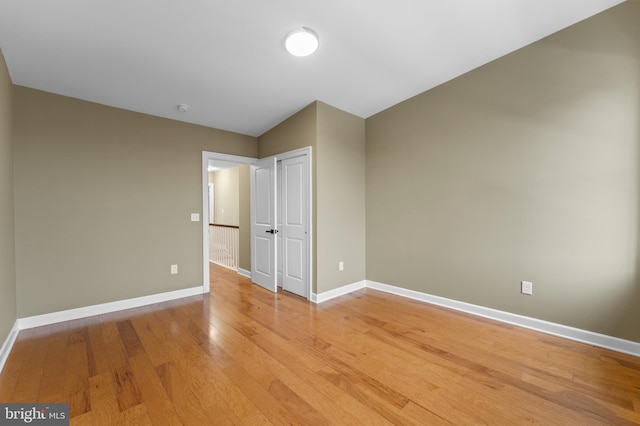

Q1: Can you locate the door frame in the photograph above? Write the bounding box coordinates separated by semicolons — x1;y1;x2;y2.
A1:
202;151;256;293
201;147;312;299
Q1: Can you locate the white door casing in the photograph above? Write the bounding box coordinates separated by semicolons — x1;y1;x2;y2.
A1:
250;157;277;293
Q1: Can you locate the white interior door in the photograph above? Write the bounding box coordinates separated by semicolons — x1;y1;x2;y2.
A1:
250;157;277;292
281;155;309;298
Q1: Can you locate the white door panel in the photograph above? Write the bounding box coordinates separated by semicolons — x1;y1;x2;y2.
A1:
286;163;304;225
255;237;272;275
285;237;304;280
250;157;277;293
255;169;272;225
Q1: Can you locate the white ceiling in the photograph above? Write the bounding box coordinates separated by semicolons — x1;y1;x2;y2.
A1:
0;0;625;137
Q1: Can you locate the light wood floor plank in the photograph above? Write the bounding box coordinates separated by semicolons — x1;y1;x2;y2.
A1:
120;404;153;426
37;329;69;403
1;263;640;425
89;372;123;426
10;331;49;403
127;353;183;425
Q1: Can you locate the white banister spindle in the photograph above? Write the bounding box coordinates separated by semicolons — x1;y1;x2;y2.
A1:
209;225;239;271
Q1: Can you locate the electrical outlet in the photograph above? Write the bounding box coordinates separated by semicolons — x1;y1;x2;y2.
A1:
338;261;344;271
191;213;200;222
521;281;533;295
171;264;178;275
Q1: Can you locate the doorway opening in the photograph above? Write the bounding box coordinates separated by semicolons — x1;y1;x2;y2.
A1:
201;152;255;293
201;148;312;299
207;162;249;273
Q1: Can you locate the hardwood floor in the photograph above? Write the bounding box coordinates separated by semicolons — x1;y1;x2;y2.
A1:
1;264;640;425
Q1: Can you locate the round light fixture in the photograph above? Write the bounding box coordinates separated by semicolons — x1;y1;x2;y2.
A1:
285;27;319;57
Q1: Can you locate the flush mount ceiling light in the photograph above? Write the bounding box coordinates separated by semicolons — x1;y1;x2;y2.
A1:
285;27;319;57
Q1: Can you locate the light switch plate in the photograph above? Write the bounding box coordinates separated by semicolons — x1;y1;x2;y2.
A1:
191;213;200;222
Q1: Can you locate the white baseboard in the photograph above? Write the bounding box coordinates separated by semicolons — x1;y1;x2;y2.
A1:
17;286;204;330
312;280;367;304
316;279;640;358
0;321;20;374
237;268;251;278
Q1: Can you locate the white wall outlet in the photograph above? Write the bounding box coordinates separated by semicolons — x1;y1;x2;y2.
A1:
521;281;533;295
338;261;344;271
171;264;178;275
191;213;200;222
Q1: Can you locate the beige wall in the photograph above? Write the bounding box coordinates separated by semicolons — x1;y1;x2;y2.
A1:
13;87;257;317
0;51;16;341
209;167;240;227
316;102;366;292
5;1;637;347
258;101;366;293
366;1;640;342
258;103;317;159
259;103;319;290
